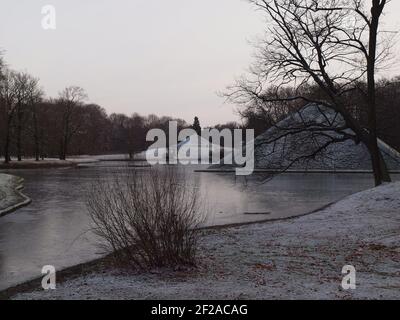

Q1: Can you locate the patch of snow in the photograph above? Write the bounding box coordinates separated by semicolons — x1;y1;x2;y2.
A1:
13;182;400;300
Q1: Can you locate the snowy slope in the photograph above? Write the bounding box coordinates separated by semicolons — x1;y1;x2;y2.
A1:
253;104;400;171
212;104;400;171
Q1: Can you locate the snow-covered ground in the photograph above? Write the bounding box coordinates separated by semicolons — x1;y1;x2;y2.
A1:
0;173;31;216
13;182;400;300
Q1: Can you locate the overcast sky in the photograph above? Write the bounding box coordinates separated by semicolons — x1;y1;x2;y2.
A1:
1;0;399;126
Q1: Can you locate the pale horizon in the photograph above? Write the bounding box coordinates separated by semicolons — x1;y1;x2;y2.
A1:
1;0;400;126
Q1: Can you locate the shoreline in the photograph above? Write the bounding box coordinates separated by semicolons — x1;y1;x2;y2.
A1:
0;200;338;299
0;199;338;297
0;160;78;170
0;255;112;300
0;174;32;217
0;207;324;300
3;182;400;299
196;168;400;174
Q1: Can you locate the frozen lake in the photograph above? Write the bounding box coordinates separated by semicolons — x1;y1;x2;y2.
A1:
0;162;397;290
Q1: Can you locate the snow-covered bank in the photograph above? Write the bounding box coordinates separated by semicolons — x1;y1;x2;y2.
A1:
12;182;400;300
0;155;144;169
0;174;31;217
0;157;102;169
0;160;77;169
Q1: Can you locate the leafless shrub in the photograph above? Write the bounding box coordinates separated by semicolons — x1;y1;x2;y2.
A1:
86;167;204;269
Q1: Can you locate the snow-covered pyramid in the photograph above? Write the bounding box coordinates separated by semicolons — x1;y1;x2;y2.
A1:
143;134;234;162
252;104;400;171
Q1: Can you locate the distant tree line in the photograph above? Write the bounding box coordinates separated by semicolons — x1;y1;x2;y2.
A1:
0;55;247;163
5;55;397;167
0;56;194;163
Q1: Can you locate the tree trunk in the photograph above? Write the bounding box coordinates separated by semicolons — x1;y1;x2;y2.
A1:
366;0;390;186
59;138;65;160
16;102;24;162
17;121;22;162
35;139;40;162
4;131;10;164
33;110;40;161
379;149;391;182
4;120;11;164
367;140;388;186
59;135;68;160
63;136;68;160
59;147;66;160
60;119;69;160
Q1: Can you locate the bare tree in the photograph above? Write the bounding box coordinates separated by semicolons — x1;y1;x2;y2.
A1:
12;72;43;161
127;113;147;159
14;73;27;161
73;104;112;155
226;0;393;186
0;57;4;160
57;86;87;160
109;113;131;156
86;167;204;269
0;70;18;163
0;55;4;80
26;76;44;161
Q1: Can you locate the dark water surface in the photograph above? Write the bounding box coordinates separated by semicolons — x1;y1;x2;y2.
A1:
0;162;396;290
